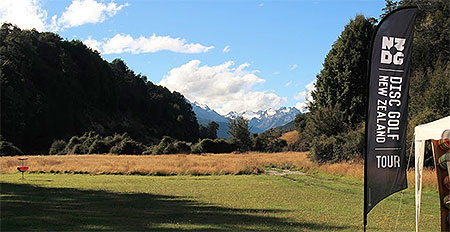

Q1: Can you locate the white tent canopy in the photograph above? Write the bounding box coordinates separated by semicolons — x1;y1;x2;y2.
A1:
415;115;450;232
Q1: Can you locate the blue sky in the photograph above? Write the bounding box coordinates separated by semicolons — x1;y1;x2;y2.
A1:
1;0;385;114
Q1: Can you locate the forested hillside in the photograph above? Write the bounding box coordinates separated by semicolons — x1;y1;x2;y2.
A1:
0;23;200;154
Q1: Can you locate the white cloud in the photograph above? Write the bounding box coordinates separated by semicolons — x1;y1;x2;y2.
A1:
159;60;286;114
0;0;48;31
294;80;315;101
0;0;127;31
83;36;102;52
289;64;298;71
285;81;292;87
84;34;214;54
294;80;315;112
57;0;128;29
295;102;309;113
222;45;230;53
294;91;307;100
258;3;265;7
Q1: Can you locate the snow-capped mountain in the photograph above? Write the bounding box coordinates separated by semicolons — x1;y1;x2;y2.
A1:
224;111;240;120
190;101;228;123
232;107;301;133
191;101;301;136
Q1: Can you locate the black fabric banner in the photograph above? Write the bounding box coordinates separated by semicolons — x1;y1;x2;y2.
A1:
364;6;418;221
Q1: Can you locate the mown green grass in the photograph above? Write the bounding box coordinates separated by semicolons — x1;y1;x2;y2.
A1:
0;173;440;231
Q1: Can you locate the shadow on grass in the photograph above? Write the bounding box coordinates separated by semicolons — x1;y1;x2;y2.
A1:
1;182;350;231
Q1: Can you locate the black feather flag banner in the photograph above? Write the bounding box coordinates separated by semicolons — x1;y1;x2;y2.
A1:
364;6;417;228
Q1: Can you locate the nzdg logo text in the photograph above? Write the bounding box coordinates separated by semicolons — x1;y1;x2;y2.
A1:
380;36;406;65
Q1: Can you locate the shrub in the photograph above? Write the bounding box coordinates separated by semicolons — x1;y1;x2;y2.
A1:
64;131;102;154
88;140;110;154
49;140;67;155
162;142;176;154
151;136;177;154
65;136;82;154
252;129;287;152
190;142;203;154
293;105;356;162
103;133;133;150
70;144;85;154
288;136;309;152
309;123;365;163
0;136;23;156
145;140;191;155
309;135;340;163
50;132;150;155
191;139;235;154
214;139;236;153
172;141;191;154
142;146;155;155
105;133;125;146
110;138;145;154
339;123;365;160
80;131;101;153
197;139;216;153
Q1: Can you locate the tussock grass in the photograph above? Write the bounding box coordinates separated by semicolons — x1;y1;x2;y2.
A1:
280;131;299;145
0;152;311;176
1;151;438;188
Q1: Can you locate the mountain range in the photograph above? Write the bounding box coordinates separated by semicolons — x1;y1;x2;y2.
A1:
191;102;301;138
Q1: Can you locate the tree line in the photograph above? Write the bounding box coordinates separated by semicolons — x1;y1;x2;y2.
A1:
51;117;287;155
14;117;287;156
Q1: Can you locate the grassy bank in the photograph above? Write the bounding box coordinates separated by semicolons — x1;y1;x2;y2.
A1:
0;173;439;231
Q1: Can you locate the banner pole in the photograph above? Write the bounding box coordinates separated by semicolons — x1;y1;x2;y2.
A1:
363;44;372;232
364;214;367;232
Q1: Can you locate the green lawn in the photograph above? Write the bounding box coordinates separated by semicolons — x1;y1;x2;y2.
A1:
0;173;440;231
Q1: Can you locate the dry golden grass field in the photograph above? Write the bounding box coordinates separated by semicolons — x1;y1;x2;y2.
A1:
280;131;299;145
0;152;438;189
1;152;309;175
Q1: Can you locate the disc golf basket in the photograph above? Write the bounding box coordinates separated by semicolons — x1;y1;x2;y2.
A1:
17;158;29;180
